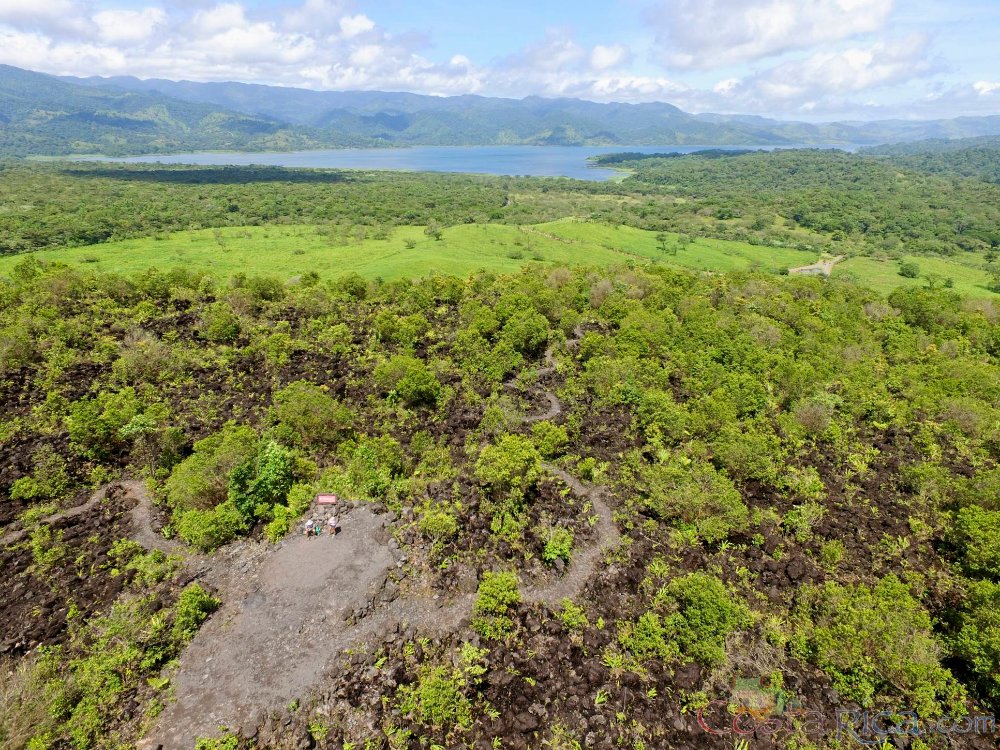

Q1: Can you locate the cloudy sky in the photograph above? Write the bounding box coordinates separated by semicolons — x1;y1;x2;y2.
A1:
1;0;997;120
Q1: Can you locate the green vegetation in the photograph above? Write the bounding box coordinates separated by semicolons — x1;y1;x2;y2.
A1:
472;572;522;640
791;576;964;716
5;145;1000;748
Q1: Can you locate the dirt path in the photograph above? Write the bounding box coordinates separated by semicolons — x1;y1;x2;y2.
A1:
524;465;621;605
0;487;110;548
789;254;845;277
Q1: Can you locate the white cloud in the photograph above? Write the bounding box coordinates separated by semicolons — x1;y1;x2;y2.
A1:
339;13;375;38
973;81;1000;96
754;34;931;100
590;44;631;71
648;0;895;69
92;8;166;45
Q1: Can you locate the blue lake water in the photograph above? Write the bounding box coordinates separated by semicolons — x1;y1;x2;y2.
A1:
82;145;788;182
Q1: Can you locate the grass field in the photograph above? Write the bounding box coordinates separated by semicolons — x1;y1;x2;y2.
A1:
0;220;819;281
834;254;998;299
3;220;996;299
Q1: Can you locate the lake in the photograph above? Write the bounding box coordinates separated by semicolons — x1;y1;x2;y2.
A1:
81;145;783;182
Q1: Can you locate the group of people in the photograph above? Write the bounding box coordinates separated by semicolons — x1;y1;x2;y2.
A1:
304;516;338;537
303;495;340;538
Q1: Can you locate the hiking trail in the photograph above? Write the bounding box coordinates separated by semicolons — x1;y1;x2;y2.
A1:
135;327;620;749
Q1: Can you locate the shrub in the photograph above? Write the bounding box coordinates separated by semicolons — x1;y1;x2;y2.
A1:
66;387;145;460
228;440;296;522
952;505;1000;579
339;435;407;500
164;424;258;511
396;643;487;732
899;261;921;278
949;580;1000;707
500;310;549;355
473;571;521;639
9;446;71;503
790;576;964;716
195;733;239;750
475;434;542;497
172;583;220;645
638;458;748;543
657;572;751;666
542;526;574;565
531;420;568;459
374;355;442;406
559;599;589;631
269;381;354;447
419;505;459;543
174;501;246;551
199;302;241;343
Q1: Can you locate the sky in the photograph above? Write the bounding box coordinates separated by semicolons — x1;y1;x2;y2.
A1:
0;0;998;121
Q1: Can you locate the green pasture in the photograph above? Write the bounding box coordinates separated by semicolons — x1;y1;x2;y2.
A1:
834;254;998;299
0;220;819;281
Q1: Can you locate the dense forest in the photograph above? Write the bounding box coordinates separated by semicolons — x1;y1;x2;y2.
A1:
1;256;999;748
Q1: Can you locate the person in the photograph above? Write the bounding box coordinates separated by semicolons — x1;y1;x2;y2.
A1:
327;514;338;537
304;518;314;538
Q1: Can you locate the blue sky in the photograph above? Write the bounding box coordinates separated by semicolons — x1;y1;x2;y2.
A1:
1;0;997;120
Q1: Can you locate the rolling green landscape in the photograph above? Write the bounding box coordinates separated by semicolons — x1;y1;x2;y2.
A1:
3;137;1000;750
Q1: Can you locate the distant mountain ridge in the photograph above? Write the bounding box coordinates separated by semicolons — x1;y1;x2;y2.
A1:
1;64;1000;156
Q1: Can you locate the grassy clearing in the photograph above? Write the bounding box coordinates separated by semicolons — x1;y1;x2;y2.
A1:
2;220;994;298
835;254;998;299
0;220;818;282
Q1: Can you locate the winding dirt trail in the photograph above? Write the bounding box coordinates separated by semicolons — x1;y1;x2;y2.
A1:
0;487;110;548
138;328;620;749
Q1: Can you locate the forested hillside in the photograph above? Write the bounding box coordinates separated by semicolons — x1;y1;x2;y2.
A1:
862;135;1000;183
5;64;1000;156
0;66;335;157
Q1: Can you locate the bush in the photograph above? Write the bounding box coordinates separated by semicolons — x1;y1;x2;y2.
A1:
374;355;442;406
899;261;921;278
500;310;549;355
172;583;220;645
542;526;574;565
165;424;258;511
791;576;963;716
199;302;241;343
949;580;1000;707
531;421;568;459
475;434;542;497
228;440;296;522
473;571;521;639
9;446;71;502
174;501;247;551
396;643;487;732
952;505;1000;579
419;505;459;543
658;573;751;666
638;458;748;543
269;381;354;447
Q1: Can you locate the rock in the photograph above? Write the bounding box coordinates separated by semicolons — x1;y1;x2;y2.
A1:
513;711;540;732
380;580;400;603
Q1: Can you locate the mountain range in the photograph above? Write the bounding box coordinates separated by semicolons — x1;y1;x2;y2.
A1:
2;64;1000;157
